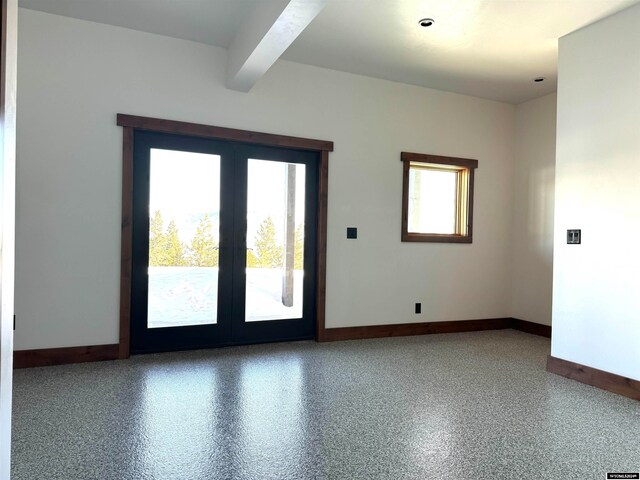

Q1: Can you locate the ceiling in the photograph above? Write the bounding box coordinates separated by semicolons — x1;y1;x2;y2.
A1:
19;0;639;103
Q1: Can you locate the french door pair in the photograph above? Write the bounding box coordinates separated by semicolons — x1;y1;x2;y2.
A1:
130;131;318;354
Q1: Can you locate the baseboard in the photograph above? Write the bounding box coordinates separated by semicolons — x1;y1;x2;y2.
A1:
14;344;120;369
320;317;552;342
510;318;552;338
12;318;551;368
547;355;640;401
320;318;513;342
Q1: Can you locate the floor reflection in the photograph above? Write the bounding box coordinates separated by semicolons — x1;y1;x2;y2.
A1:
237;355;305;476
11;332;640;480
141;361;221;479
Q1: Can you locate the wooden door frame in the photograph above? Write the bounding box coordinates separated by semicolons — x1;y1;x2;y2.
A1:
117;114;333;359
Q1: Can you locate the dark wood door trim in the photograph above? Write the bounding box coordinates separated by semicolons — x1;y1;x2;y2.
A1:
117;114;334;152
118;127;134;359
315;151;329;341
118;115;333;357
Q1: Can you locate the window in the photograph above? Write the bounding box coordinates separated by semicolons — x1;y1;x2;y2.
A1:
401;152;478;243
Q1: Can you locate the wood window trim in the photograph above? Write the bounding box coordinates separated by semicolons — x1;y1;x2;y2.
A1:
401;151;478;244
118;114;333;358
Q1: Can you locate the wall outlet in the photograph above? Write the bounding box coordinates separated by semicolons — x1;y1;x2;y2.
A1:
347;227;357;239
415;303;421;314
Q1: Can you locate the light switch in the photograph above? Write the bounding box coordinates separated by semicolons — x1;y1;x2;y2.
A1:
567;229;581;244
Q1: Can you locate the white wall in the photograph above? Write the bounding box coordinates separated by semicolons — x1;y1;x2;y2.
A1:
511;94;556;325
552;3;640;380
0;0;18;474
15;9;516;350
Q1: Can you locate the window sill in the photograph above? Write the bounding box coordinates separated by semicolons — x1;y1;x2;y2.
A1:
402;233;473;243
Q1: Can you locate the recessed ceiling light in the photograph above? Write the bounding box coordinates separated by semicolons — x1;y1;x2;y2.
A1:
534;77;546;83
419;18;435;28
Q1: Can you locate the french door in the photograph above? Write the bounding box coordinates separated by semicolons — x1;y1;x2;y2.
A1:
130;131;318;354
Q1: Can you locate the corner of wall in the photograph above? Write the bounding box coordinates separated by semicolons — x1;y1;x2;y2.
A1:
510;93;557;326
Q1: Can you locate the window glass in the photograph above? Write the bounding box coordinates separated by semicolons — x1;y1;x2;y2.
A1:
408;167;457;235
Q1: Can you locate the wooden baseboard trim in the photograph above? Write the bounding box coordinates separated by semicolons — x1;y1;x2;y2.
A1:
547;355;640;401
510;318;552;338
14;344;120;369
11;319;552;368
320;318;513;342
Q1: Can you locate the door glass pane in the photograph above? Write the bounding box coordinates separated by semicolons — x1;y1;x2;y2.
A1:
147;149;220;328
246;159;305;322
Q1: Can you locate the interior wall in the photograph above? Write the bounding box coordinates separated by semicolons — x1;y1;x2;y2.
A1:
511;93;556;326
0;0;18;473
552;3;640;380
15;9;516;350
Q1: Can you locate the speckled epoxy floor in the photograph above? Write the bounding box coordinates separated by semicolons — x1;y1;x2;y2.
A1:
11;330;640;479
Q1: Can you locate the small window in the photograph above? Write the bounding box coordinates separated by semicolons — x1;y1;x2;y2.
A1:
401;152;478;243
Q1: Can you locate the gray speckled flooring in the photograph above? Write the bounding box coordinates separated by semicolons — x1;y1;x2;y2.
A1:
11;330;640;480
